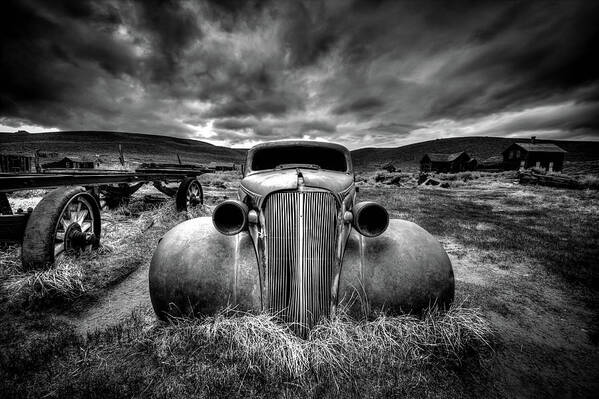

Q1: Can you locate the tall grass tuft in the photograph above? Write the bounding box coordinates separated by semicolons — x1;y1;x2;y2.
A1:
141;302;493;390
579;174;599;189
1;258;85;303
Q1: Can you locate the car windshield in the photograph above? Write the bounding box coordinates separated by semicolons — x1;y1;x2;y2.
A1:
250;146;348;172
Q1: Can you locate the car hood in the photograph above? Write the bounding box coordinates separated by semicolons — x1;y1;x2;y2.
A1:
240;168;354;205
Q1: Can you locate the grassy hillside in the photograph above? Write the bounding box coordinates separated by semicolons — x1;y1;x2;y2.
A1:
1;131;597;171
352;136;599;171
0;130;245;166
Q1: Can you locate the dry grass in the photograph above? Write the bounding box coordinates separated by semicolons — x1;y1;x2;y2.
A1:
0;246;85;303
6;189;49;199
0;199;208;308
362;185;599;291
143;302;492;389
1;259;85;303
2;170;597;397
579;174;599;189
199;170;242;189
0;302;492;398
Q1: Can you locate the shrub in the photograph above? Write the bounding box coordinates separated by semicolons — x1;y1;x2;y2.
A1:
579;174;599;189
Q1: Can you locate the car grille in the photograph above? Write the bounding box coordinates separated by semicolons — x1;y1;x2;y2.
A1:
264;191;338;335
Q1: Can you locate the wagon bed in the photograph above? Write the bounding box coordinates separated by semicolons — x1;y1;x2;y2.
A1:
0;166;211;268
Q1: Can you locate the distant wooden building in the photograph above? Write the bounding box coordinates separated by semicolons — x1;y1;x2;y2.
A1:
420;152;476;173
42;156;95;169
502;138;566;172
0;154;34;173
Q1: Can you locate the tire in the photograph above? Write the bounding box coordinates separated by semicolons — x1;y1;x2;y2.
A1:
21;186;101;270
175;177;203;212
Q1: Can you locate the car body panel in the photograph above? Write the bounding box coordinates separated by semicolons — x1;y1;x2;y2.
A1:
150;218;454;319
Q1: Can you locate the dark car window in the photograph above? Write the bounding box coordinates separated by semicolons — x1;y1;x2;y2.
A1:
251;146;348;172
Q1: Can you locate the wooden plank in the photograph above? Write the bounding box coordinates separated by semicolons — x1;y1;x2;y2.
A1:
0;171;207;192
518;171;583;189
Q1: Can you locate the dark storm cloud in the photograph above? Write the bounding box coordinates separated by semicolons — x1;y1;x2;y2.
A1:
133;0;202;80
422;1;599;121
332;97;384;116
0;0;598;147
369;122;422;134
203;96;296;119
300;121;336;134
213;118;256;130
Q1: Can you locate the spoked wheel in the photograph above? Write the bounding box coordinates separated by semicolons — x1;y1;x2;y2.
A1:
176;177;203;212
186;181;202;207
54;194;99;258
22;186;101;269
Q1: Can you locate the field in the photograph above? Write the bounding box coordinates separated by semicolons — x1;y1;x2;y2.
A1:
0;170;598;398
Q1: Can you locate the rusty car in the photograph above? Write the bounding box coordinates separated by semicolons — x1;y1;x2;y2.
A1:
149;141;454;334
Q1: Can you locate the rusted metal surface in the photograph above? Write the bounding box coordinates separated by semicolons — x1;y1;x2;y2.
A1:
264;191;337;330
339;220;454;315
149;218;454;320
150;219;261;318
240;169;354;208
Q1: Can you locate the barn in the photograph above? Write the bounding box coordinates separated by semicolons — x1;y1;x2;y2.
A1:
420;152;476;173
0;154;34;173
502;139;566;172
42;156;95;169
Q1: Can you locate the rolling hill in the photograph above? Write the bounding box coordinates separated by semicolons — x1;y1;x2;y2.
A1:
1;131;598;171
0;130;245;166
351;136;599;171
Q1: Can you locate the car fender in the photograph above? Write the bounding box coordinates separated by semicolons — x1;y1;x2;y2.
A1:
149;217;260;319
339;219;455;315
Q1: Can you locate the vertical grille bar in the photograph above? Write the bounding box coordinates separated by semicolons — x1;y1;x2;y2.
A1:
264;191;337;334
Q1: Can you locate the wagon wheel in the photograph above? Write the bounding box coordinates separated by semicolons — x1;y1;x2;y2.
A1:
22;186;101;270
175;177;203;212
99;183;142;210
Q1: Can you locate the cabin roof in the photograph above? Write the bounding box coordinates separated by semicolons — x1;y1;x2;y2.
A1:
507;143;567;153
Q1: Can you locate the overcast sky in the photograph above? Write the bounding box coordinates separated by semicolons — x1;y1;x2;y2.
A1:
1;0;598;149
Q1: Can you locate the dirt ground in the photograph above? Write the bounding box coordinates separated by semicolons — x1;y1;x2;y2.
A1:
1;171;598;398
445;236;598;398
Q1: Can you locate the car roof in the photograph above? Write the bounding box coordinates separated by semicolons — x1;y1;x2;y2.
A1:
244;140;352;175
248;140;350;155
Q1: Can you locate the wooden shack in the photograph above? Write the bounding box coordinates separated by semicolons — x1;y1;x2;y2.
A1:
420;152;475;173
502;138;566;172
0;154;34;173
42;156;95;169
